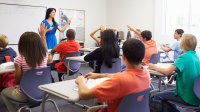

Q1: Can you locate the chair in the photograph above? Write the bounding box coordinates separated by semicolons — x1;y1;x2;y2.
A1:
62;52;81;80
10;67;59;112
167;75;200;111
117;88;151;112
100;58;122;73
150;53;160;64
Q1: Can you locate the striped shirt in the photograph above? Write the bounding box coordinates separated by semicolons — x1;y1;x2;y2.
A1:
14;54;48;71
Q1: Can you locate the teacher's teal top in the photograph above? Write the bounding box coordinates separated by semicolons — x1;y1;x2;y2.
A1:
42;20;59;49
173;50;200;106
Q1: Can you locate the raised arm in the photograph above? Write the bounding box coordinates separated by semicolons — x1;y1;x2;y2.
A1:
127;25;142;37
57;19;71;32
38;23;48;47
90;26;105;44
148;64;176;75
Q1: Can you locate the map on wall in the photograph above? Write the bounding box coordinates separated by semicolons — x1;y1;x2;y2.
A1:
59;9;85;42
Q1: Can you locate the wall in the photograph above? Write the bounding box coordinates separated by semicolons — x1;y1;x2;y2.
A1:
106;0;155;39
0;0;107;48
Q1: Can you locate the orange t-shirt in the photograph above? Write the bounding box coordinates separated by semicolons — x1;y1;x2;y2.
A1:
54;40;80;72
92;67;150;112
143;40;157;65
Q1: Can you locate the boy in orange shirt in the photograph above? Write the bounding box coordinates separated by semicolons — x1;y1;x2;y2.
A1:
127;25;158;65
51;29;80;81
75;38;150;112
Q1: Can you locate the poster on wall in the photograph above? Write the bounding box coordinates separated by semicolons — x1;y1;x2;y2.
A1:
59;9;85;43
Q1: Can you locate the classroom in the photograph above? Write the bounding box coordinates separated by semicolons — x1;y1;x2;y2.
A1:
0;0;200;112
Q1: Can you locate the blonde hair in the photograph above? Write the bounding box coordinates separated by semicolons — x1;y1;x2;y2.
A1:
180;34;197;51
0;34;9;49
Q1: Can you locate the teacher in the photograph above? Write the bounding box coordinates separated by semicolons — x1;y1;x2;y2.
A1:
42;8;70;49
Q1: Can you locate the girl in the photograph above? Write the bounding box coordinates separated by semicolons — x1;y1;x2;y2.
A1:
42;8;70;49
84;29;120;73
1;24;48;112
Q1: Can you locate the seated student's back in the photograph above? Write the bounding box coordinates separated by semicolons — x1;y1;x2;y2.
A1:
84;29;120;73
0;34;16;64
141;31;157;65
76;38;150;112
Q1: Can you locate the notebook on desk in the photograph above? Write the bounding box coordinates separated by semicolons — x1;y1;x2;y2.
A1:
73;77;110;91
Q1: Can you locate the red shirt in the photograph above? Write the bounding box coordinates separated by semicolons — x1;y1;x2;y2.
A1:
54;40;80;72
92;67;150;112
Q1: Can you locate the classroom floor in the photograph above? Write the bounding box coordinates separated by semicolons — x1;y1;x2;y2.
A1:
0;64;192;112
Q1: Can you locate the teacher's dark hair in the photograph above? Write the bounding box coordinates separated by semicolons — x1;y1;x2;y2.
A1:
18;32;47;68
45;8;57;27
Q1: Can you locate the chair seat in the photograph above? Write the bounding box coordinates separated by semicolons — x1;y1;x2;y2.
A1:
167;101;200;110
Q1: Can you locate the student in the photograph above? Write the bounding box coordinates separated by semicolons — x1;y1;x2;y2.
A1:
160;29;184;61
84;29;120;73
1;24;48;112
51;29;80;81
149;34;200;111
90;26;106;46
0;34;16;63
42;8;71;49
127;25;157;65
75;38;150;112
0;34;17;89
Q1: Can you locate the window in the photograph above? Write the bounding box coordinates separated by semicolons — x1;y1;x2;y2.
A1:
155;0;200;45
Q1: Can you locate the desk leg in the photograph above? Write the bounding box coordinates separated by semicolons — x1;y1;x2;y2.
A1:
93;61;96;72
41;92;47;112
158;77;161;91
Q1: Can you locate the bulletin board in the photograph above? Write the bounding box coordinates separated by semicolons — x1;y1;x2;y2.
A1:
59;9;85;42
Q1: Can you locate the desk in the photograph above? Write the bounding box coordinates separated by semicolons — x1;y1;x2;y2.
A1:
0;62;15;74
39;78;109;112
147;63;172;91
80;47;99;52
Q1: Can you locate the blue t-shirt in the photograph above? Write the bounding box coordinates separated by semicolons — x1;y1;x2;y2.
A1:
0;47;16;64
170;41;182;60
42;20;59;49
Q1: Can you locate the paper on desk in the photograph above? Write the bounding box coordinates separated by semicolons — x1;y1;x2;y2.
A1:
0;62;14;70
155;63;171;69
73;77;109;91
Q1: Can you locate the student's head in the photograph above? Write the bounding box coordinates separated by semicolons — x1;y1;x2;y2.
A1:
141;30;152;41
18;32;47;68
122;38;145;65
66;29;76;40
180;34;197;52
0;34;9;50
174;29;184;39
101;29;119;68
45;8;57;26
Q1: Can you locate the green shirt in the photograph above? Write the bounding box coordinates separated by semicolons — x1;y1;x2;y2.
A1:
173;50;200;106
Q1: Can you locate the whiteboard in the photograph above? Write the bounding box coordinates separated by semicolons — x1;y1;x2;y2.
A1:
0;3;46;45
59;9;85;42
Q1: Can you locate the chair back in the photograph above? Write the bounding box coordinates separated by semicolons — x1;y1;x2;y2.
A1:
20;67;52;105
100;58;121;73
194;74;200;100
117;88;151;112
63;52;81;73
0;56;13;64
150;53;160;64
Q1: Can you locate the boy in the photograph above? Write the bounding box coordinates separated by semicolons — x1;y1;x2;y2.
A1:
75;38;150;112
51;29;80;81
160;29;184;61
127;25;157;65
149;34;200;111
